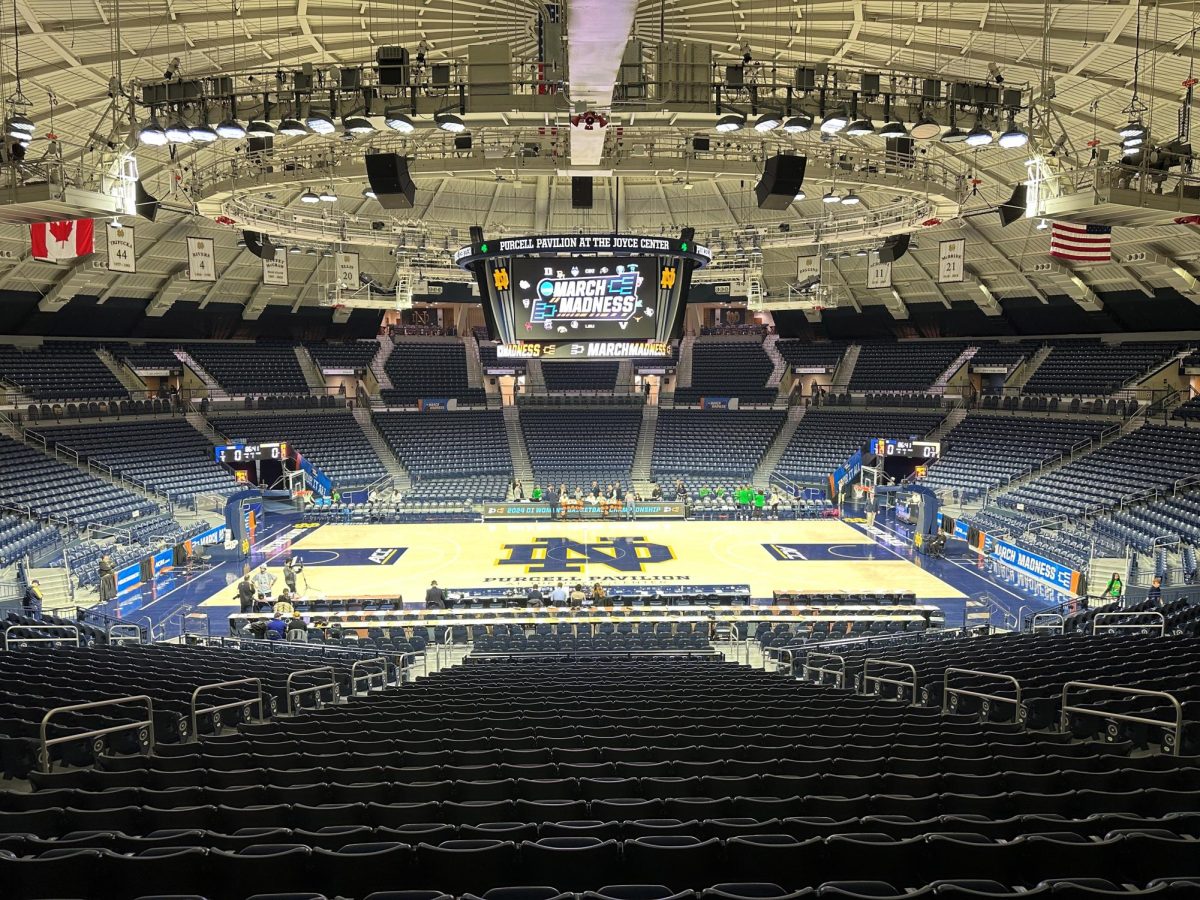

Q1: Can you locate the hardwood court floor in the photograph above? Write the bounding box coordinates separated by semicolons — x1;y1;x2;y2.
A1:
198;518;966;608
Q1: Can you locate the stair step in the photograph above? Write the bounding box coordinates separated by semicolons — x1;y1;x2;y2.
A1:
294;346;327;393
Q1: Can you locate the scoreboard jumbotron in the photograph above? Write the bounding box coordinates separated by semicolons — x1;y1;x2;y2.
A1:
455;232;711;360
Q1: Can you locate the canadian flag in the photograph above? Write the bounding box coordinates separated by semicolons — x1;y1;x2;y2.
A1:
30;219;94;262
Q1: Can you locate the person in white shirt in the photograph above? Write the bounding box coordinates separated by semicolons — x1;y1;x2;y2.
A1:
549;582;568;605
253;565;276;605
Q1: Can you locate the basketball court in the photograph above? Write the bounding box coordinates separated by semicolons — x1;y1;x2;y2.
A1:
197;518;968;610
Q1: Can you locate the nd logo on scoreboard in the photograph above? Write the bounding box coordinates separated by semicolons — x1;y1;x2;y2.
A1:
499;536;675;573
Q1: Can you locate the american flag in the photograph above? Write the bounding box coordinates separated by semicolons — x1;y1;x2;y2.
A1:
1049;222;1113;263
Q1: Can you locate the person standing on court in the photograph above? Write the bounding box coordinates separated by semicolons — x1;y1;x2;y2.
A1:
98;553;117;602
253;565;276;609
283;555;303;595
545;483;560;522
237;574;256;614
425;579;447;609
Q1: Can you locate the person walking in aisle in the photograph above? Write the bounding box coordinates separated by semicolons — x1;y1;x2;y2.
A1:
22;579;42;616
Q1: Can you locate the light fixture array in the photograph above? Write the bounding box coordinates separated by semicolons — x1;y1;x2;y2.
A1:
136;108;453;145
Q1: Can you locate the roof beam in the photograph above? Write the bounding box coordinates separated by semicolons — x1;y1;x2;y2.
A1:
905;251;952;309
963;265;1003;316
961;219;1049;304
1028;258;1103;311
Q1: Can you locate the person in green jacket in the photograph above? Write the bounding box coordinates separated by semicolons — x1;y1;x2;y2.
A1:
753;489;766;519
1104;573;1123;602
530;485;543;502
699;486;710;499
715;486;726;498
735;485;750;520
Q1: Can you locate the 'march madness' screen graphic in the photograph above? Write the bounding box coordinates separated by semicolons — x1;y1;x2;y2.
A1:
513;259;655;342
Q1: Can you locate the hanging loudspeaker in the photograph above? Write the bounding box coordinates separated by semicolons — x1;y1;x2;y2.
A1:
998;183;1028;228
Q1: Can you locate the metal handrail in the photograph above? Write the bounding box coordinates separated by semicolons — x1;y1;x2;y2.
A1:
350;657;390;693
39;695;154;774
286;666;337;715
803;651;847;688
190;677;264;739
1060;682;1185;757
1031;613;1065;634
943;667;1022;717
397;650;427;682
1093;611;1166;637
862;658;918;702
4;624;80;650
106;623;143;645
777;647;798;677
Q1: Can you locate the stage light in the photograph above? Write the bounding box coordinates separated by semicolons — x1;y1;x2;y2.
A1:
879;119;908;138
278;117;308;136
6;118;30;140
216;118;247;139
1036;218;1049;230
820;106;849;134
1118;120;1145;139
165;118;193;143
300;188;321;203
343;114;375;134
138;117;168;146
846;117;875;136
965;118;993;147
108;218;123;229
794;189;806;201
754;112;782;133
822;189;841;203
1122;134;1145;149
288;245;302;254
941;125;967;144
911;113;940;140
855;248;868;256
715;112;745;133
6;112;33;137
841;190;861;205
189;122;219;143
319;187;337;202
435;111;465;133
384;108;415;133
998;117;1029;149
306;109;336;134
783;113;813;133
362;187;377;199
247;119;276;138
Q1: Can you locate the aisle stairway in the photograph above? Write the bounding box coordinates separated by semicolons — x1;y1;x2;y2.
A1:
753;404;806;487
830;343;860;391
293;346;327;393
631;404;659;493
524;359;546;393
369;335;395;390
174;349;228;400
676;334;696;388
462;333;484;390
352;407;412;494
764;333;787;387
1008;344;1053;391
932;345;978;392
94;348;147;396
502;405;534;484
